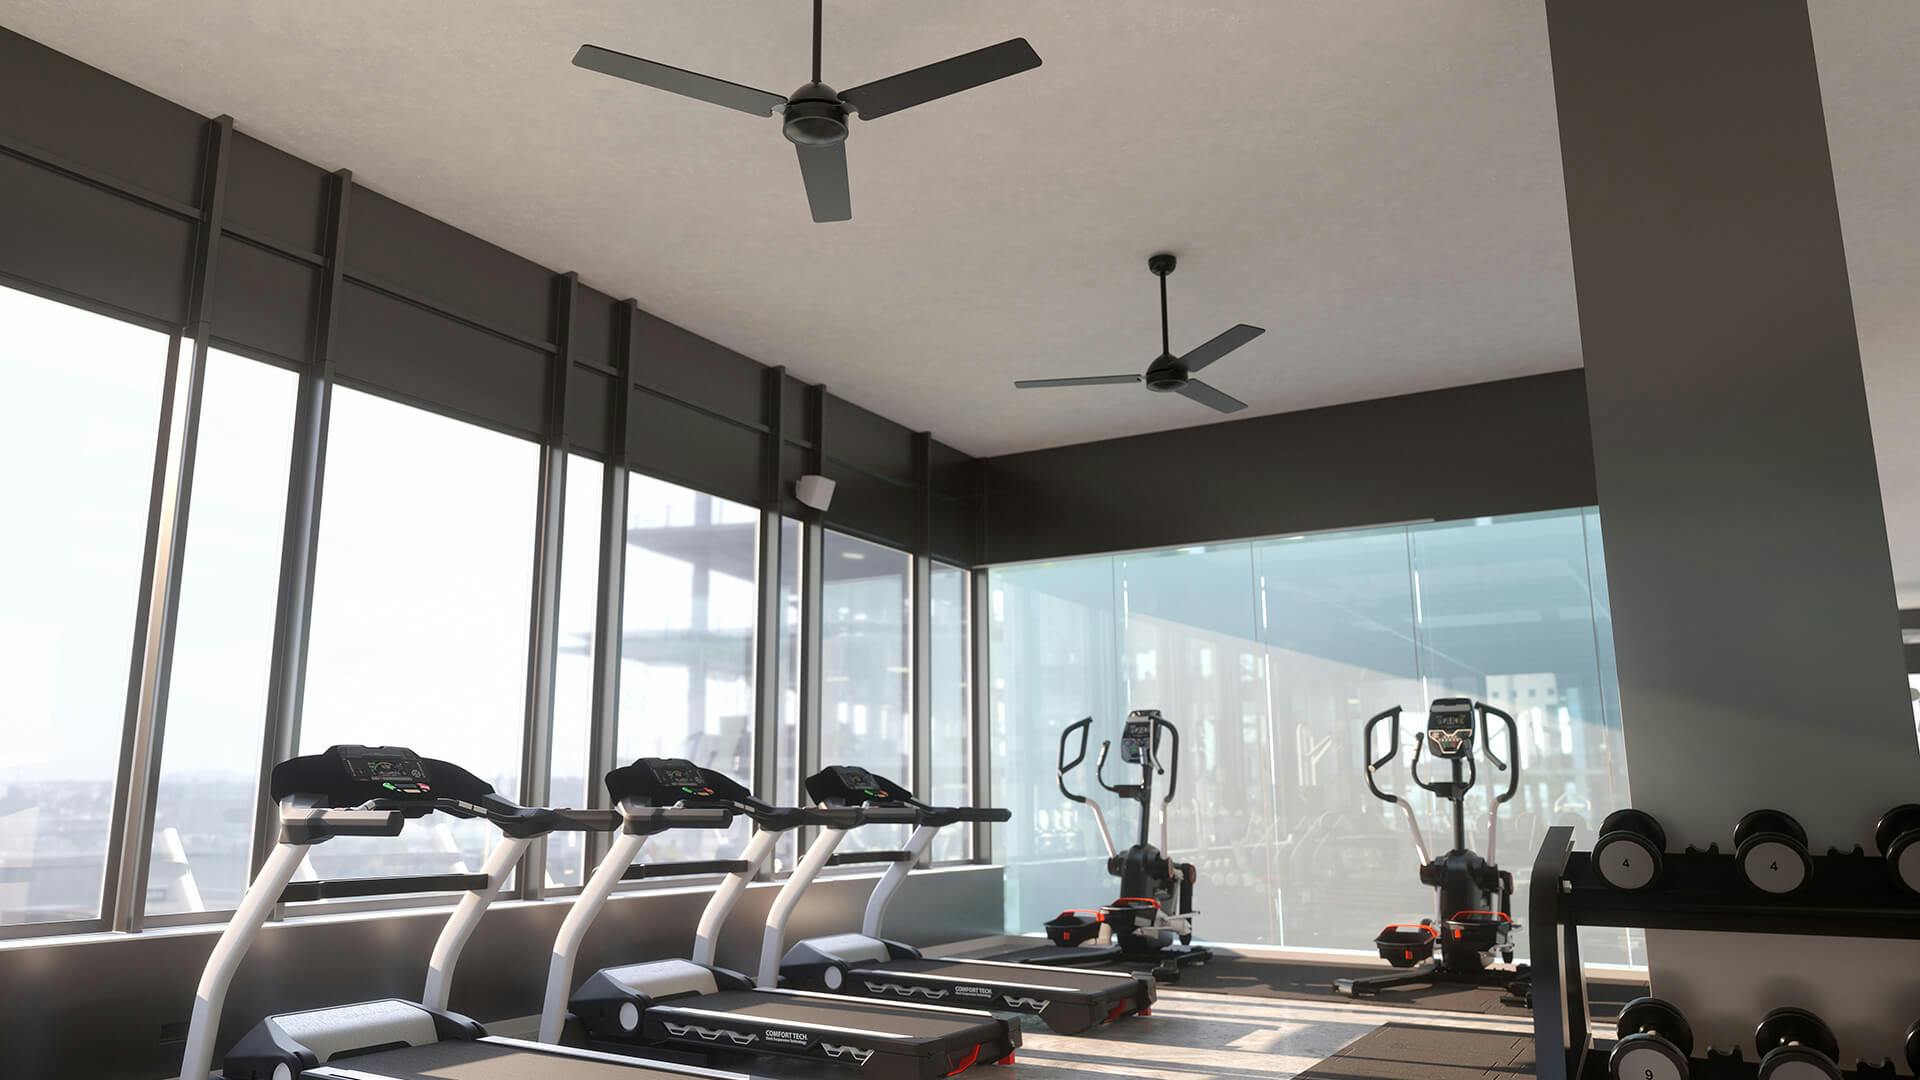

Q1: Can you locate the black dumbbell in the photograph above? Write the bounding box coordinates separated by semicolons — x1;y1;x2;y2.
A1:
1594;810;1666;892
1754;1007;1840;1080
1874;804;1920;898
1906;1018;1919;1076
1734;809;1812;896
1609;997;1691;1080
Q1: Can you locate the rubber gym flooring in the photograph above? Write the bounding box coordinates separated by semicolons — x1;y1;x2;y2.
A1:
1165;953;1644;1020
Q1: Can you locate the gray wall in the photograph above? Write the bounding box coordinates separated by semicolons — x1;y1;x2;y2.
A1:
1547;0;1920;1061
979;370;1596;563
0;866;1002;1080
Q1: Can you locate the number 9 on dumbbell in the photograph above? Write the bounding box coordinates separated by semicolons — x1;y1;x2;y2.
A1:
1609;997;1691;1080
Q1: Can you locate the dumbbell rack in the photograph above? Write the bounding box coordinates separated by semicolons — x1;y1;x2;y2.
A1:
1530;825;1920;1080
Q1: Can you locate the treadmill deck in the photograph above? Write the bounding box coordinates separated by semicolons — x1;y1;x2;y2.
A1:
304;1037;742;1080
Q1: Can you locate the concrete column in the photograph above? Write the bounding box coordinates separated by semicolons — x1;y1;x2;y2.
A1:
1547;0;1919;1059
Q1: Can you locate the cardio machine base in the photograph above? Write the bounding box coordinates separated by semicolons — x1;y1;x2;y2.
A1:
1333;959;1531;1004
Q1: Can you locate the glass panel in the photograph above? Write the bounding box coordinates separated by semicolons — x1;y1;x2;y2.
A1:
987;508;1633;963
546;454;604;889
1258;525;1426;949
145;349;297;915
617;474;758;862
1118;544;1278;942
1408;510;1633;964
928;563;972;862
299;387;538;883
0;285;169;926
775;517;803;873
820;531;912;853
988;556;1124;933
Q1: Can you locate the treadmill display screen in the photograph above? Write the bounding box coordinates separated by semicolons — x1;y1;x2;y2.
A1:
650;760;708;788
831;766;879;792
340;749;427;784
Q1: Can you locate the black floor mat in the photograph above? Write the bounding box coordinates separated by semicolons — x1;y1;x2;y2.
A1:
1155;953;1644;1019
1297;1022;1534;1079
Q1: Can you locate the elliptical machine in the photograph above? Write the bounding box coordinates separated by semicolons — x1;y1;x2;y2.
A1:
1334;698;1529;1003
1042;709;1210;980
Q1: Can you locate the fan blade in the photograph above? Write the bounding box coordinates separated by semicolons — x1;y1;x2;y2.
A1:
841;38;1041;120
573;44;788;117
1175;378;1248;413
1180;324;1265;373
795;142;852;223
1014;374;1142;389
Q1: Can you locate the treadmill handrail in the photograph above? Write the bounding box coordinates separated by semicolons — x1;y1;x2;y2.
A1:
180;802;316;1080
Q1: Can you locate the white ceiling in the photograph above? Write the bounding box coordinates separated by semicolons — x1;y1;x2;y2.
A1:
3;1;1917;598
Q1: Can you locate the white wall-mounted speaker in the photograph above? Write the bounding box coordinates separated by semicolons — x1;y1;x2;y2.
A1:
796;473;836;512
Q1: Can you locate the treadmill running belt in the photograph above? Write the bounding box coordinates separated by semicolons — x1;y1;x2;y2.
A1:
859;959;1131;992
311;1038;714;1079
665;991;979;1036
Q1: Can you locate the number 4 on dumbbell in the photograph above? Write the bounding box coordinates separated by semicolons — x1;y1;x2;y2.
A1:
1754;1007;1841;1080
1610;997;1691;1080
1735;809;1812;896
1595;810;1666;892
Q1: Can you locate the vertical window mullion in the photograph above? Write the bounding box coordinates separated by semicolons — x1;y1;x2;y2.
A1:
584;301;634;871
252;168;351;883
107;116;232;931
970;567;993;864
519;274;578;900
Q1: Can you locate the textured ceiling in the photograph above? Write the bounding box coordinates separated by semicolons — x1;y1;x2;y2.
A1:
3;1;1917;597
0;0;1583;457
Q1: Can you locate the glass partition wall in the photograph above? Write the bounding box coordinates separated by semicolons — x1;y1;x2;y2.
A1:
987;508;1639;966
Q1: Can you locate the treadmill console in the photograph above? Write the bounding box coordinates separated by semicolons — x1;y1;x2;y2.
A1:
268;745;494;805
1425;699;1476;759
805;765;906;806
605;757;755;807
1120;710;1163;765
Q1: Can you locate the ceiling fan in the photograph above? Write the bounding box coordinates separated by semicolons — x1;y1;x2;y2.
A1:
572;0;1040;223
1015;254;1266;414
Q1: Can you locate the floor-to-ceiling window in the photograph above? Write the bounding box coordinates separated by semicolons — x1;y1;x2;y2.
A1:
988;507;1633;962
545;454;606;889
928;562;973;862
0;285;170;927
144;349;298;916
298;386;539;886
617;474;759;863
820;531;913;853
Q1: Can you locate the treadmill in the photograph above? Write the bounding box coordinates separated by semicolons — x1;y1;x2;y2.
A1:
180;744;750;1080
542;758;1019;1080
779;767;1155;1034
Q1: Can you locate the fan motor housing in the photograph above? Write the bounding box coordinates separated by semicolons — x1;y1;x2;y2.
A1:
1145;362;1188;392
784;83;848;146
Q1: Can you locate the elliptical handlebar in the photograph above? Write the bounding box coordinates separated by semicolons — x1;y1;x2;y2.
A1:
1361;706;1403;803
1153;714;1180;802
1475;702;1521;805
1057;716;1094;804
1360;705;1431;867
1094;739;1118;794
